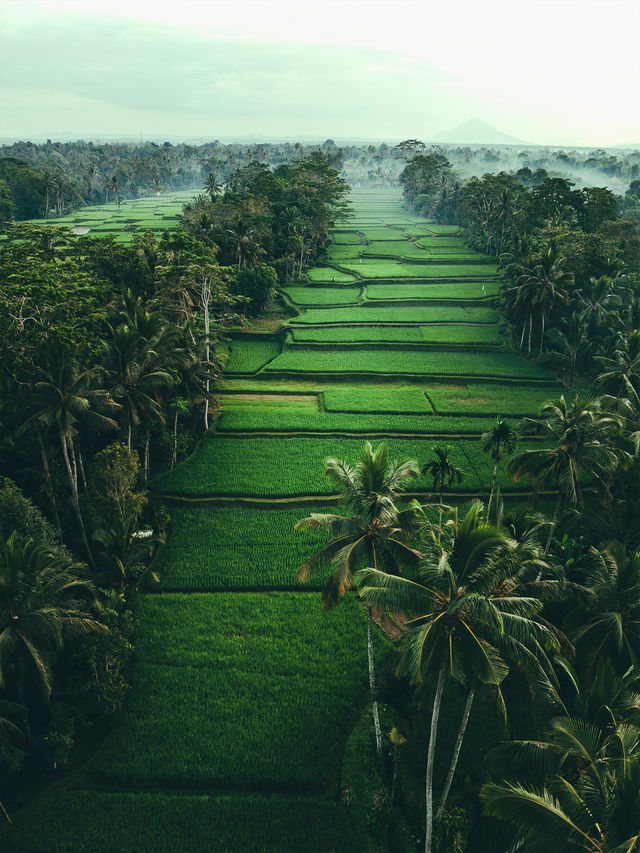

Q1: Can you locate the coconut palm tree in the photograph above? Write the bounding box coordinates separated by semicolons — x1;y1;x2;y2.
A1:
295;441;421;758
422;445;464;505
507;396;628;552
93;513;162;594
203;172;222;201
481;714;640;853
505;245;573;354
596;329;640;403
356;501;560;853
28;359;118;567
0;532;105;739
101;325;174;453
571;542;640;683
227;218;262;269
481;419;519;521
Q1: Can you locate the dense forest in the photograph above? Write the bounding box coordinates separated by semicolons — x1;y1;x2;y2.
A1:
1;136;639;224
1;139;639;852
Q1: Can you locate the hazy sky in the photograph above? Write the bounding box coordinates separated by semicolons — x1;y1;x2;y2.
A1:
1;0;638;146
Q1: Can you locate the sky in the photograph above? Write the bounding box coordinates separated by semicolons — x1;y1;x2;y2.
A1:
0;0;638;146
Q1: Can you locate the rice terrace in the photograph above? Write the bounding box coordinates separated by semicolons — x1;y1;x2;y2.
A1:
1;2;640;851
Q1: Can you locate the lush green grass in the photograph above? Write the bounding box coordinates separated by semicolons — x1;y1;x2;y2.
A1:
225;340;281;374
323;387;431;413
217;394;318;412
93;593;378;792
3;789;356;852
263;349;552;379
427;383;564;416
339;260;499;278
156;506;335;591
27;191;197;238
290;306;499;325
416;236;471;248
152;435;541;497
306;266;358;282
331;231;363;244
217;409;498;435
423;224;463;234
280;286;361;305
359;226;416;241
290;326;502;345
365;282;499;300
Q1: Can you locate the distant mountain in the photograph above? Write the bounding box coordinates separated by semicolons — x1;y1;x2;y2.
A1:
435;119;525;145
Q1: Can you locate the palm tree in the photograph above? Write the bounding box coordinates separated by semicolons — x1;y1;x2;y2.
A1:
203;172;222;201
356;501;559;853
481;419;519;521
544;313;593;384
93;513;162;594
28;359;118;567
507;396;628;552
0;532;105;738
227;218;262;269
571;542;640;682
101;325;173;453
580;275;623;330
295;441;421;758
481;715;640;853
422;445;464;527
506;245;573;354
596;329;640;403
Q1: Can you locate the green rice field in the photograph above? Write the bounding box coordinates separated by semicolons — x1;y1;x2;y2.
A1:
25;190;197;242
5;188;565;852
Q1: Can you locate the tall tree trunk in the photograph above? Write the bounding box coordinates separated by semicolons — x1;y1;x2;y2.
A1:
539;311;545;356
367;605;383;760
144;434;150;482
486;460;499;522
544;493;562;556
436;685;476;823
527;312;533;354
35;423;62;538
425;662;446;853
127;415;132;452
519;320;526;351
77;448;87;490
60;433;94;568
369;543;383;759
172;409;178;469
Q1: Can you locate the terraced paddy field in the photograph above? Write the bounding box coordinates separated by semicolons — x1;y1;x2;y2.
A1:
7;189;564;851
25;190;197;242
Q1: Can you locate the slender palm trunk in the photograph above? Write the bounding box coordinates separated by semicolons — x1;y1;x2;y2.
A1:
127;415;132;452
36;423;62;538
172;409;178;469
544;493;562;556
486;460;499;522
203;286;211;430
425;662;446;853
60;432;94;568
0;799;11;824
527;311;533;354
519;320;526;351
436;685;476;823
367;605;383;759
369;544;383;759
539;311;545;356
78;448;87;490
144;434;150;482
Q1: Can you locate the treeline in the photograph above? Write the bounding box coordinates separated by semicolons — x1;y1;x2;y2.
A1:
2;136;639;223
0;227;242;792
297;418;639;851
181;155;351;281
400;151;640;388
